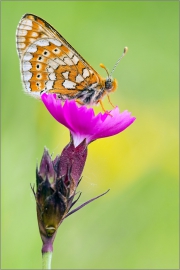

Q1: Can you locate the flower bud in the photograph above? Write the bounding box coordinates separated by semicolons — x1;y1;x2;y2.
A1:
32;138;87;252
32;138;109;253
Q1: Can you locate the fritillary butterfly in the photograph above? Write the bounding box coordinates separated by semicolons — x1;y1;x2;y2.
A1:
16;14;127;108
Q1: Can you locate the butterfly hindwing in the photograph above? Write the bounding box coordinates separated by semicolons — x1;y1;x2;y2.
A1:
16;13;120;107
16;14;103;98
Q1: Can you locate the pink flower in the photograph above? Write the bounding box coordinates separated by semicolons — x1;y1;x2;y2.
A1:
41;93;136;147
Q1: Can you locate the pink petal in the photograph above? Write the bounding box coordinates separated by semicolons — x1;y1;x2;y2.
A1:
41;93;136;147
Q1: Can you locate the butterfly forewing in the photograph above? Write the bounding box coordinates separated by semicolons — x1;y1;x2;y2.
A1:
16;14;112;105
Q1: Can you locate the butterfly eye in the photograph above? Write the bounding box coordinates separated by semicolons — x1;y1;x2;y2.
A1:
105;78;112;90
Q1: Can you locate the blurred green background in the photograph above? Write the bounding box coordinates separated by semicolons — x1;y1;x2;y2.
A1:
1;1;179;269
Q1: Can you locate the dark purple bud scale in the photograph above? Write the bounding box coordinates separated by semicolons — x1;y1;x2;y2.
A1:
56;136;87;184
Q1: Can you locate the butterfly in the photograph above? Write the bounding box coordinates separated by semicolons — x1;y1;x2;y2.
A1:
16;14;127;110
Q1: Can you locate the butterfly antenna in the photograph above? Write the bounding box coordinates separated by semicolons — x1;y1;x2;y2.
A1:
109;47;128;77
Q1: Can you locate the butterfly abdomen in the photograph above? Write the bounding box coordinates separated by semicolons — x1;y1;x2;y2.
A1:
76;87;104;105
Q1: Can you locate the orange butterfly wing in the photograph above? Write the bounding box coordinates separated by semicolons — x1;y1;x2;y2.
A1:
16;14;104;99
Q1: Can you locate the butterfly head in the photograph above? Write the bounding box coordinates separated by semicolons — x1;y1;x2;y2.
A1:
104;77;117;93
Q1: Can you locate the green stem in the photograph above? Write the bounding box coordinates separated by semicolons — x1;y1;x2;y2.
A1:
42;252;53;269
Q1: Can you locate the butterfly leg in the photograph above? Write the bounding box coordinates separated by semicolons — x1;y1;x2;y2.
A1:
75;99;85;106
107;94;115;108
98;100;107;112
98;100;112;116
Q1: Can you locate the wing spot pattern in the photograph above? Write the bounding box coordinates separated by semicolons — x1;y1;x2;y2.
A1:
63;80;76;89
62;71;69;79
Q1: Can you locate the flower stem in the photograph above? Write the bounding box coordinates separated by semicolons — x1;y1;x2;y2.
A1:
42;252;52;269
